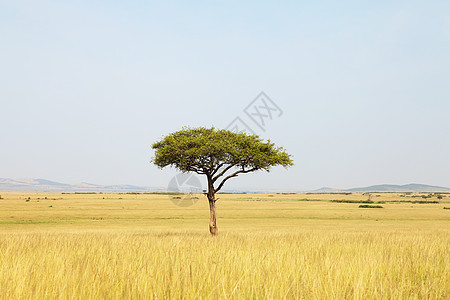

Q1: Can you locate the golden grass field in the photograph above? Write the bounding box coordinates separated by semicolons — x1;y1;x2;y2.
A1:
0;192;449;299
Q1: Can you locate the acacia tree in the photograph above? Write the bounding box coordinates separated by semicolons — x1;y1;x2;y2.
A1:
151;127;293;235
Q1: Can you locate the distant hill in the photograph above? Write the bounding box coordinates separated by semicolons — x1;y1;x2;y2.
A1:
311;187;342;193
1;178;449;193
312;183;450;193
345;184;450;193
0;178;150;192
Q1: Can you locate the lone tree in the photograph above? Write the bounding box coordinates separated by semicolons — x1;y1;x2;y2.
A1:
151;127;293;235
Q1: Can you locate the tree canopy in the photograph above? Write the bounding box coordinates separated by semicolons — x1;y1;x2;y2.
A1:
152;127;293;193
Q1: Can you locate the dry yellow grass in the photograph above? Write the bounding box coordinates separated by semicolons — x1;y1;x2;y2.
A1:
0;192;449;299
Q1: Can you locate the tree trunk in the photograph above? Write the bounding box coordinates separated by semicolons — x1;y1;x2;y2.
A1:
208;195;218;236
206;176;218;236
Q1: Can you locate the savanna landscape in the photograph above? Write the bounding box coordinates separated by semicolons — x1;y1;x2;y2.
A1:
1;191;448;299
2;1;450;299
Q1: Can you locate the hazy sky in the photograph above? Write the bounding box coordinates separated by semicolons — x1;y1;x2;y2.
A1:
1;0;449;191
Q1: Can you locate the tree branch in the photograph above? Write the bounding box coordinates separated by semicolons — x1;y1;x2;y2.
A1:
188;166;207;175
210;162;225;177
212;163;239;183
214;167;259;193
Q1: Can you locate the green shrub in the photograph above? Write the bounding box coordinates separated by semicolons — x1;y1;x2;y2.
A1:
359;205;383;208
331;200;374;204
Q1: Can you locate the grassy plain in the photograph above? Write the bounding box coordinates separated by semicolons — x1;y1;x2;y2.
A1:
0;192;449;299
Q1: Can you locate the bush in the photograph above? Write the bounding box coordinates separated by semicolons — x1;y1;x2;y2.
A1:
359;205;383;209
331;200;374;204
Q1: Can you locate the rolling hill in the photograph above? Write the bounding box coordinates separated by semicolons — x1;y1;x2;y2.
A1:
1;178;449;193
0;178;149;192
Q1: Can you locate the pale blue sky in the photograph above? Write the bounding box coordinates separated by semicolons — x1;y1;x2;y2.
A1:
1;0;449;191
